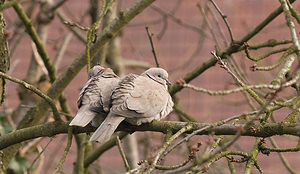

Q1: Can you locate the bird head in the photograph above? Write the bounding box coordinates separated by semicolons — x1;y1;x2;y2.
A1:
87;65;105;79
142;67;172;86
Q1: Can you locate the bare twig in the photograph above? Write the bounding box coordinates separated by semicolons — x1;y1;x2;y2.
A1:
84;132;128;168
203;150;249;172
0;72;61;121
146;26;159;67
279;0;300;60
116;136;131;172
162;111;254;158
209;0;234;43
27;137;53;173
53;127;73;174
151;5;209;37
269;137;297;174
197;3;220;49
183;67;300;94
86;0;113;71
54;32;73;69
145;124;193;173
56;10;86;43
244;44;290;62
211;51;264;105
49;0;67;11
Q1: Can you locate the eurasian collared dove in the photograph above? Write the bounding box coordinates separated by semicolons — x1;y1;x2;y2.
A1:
89;67;174;143
69;65;120;127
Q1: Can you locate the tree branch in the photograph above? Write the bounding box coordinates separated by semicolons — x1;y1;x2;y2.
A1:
0;121;299;151
0;72;61;121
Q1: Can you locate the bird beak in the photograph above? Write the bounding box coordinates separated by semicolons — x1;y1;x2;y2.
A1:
166;79;172;86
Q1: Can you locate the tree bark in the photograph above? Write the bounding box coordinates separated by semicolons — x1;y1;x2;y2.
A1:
0;0;10;105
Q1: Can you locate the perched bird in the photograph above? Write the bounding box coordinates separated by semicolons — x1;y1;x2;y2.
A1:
90;67;174;143
69;65;120;127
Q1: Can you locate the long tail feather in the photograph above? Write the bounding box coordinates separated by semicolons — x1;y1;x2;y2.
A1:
69;105;95;127
89;113;125;143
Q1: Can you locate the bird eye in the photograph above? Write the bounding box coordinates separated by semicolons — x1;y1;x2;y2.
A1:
158;74;161;78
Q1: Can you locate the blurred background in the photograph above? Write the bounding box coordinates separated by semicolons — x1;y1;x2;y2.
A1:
1;0;300;173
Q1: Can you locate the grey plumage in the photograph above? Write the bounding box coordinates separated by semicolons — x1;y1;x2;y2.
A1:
69;65;120;127
90;67;174;143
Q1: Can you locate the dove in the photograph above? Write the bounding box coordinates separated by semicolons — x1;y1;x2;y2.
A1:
69;65;120;127
89;67;174;143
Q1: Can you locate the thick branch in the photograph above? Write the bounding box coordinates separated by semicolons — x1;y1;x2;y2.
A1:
0;5;9;105
0;121;299;150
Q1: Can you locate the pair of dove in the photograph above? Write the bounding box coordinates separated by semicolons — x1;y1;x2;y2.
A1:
69;65;174;143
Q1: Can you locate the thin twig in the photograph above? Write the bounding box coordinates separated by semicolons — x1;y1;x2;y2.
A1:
163;112;250;158
146;26;159;67
54;32;73;69
279;0;300;60
56;10;86;43
151;5;209;37
50;0;67;11
244;44;290;62
84;132;128;168
197;3;220;49
207;3;228;48
86;0;112;71
145;124;193;174
0;72;61;121
269;137;297;174
155;158;190;170
156;0;183;39
183;67;300;94
202;150;249;171
116;136;131;172
63;21;90;31
12;2;57;83
211;51;264;105
173;103;197;122
53;127;73;174
27;137;54;173
209;0;234;43
258;139;300;153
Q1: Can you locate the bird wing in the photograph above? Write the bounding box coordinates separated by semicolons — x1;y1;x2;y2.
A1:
110;74;169;120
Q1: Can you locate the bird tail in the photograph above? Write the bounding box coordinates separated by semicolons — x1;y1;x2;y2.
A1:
89;113;125;143
69;105;95;127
